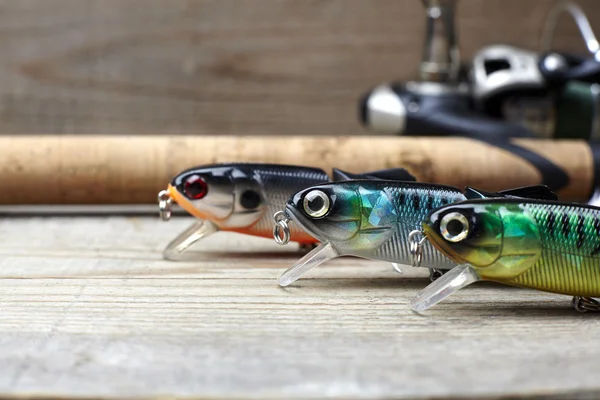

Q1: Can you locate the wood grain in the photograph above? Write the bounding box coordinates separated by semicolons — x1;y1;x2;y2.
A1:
0;0;597;135
0;135;594;204
1;216;600;399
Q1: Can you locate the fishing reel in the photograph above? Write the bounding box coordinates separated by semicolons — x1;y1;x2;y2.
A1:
360;0;600;141
472;2;600;140
359;0;534;140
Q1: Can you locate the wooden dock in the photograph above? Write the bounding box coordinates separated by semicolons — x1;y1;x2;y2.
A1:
0;215;599;399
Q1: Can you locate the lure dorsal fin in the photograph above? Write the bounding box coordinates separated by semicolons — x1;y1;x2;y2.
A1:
332;168;416;182
331;168;359;181
366;168;417;182
497;185;558;201
464;187;499;200
465;185;558;200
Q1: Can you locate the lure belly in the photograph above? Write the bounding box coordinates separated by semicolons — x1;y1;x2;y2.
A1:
158;163;416;260
414;199;600;311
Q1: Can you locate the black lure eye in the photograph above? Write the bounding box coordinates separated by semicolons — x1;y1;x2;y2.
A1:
303;190;330;218
440;212;469;243
240;190;261;209
183;175;208;200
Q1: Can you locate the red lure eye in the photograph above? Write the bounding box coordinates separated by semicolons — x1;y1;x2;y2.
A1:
183;175;208;200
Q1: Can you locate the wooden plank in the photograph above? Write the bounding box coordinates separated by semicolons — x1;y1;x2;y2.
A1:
0;0;597;135
0;216;600;399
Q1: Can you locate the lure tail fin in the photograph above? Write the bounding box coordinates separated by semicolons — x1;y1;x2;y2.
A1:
278;241;340;286
332;168;416;182
410;264;479;313
498;185;558;200
464;185;558;201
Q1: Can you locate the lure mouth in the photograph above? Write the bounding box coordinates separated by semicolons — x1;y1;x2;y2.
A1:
285;203;318;240
157;184;209;221
422;223;470;265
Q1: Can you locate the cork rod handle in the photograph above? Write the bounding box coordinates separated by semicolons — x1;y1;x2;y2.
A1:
0;135;592;204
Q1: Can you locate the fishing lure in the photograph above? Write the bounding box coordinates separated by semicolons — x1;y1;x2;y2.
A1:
273;180;556;287
412;198;600;312
157;163;415;260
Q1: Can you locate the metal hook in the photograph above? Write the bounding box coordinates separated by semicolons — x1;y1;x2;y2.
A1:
158;190;173;221
408;229;427;268
429;268;445;282
273;210;291;245
572;296;600;312
541;1;600;61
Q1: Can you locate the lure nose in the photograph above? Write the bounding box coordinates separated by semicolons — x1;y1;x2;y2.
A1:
422;219;462;264
162;183;209;220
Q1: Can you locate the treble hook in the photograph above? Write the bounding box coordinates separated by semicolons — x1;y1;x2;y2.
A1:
572;296;600;312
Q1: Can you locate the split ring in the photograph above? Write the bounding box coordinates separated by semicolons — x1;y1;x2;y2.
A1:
273;211;291;245
408;229;426;268
158;190;173;221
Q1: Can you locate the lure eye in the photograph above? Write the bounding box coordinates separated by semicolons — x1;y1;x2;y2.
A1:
303;190;330;218
183;175;208;200
440;212;470;243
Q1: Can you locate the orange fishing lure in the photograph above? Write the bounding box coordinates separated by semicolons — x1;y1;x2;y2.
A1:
158;163;416;259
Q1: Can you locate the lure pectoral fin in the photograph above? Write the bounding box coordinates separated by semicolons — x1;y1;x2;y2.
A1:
278;242;340;287
391;263;404;274
410;264;479;313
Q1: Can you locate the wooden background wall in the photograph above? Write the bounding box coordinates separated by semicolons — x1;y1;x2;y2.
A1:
0;0;599;136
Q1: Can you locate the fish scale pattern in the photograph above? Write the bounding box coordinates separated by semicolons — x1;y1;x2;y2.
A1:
508;202;600;296
371;184;465;267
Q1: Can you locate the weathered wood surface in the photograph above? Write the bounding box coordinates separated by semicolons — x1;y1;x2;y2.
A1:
0;216;599;399
0;0;598;135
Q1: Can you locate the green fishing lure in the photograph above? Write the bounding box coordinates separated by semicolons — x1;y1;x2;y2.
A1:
413;198;600;312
